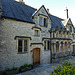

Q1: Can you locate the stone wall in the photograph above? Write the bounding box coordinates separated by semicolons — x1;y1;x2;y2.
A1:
0;17;51;70
0;6;52;70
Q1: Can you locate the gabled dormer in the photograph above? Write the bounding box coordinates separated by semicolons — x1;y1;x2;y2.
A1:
62;8;74;33
65;18;74;32
32;5;52;28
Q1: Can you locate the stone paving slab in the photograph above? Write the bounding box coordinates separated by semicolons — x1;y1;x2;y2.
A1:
15;56;75;75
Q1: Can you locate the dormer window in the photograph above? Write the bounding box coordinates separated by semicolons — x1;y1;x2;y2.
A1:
40;17;43;26
39;15;48;27
70;27;72;32
44;18;46;26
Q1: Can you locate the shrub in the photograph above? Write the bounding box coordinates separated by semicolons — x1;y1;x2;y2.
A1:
5;67;18;72
20;64;31;69
50;60;75;75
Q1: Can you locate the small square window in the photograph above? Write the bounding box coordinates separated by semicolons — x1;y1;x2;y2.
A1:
35;30;39;36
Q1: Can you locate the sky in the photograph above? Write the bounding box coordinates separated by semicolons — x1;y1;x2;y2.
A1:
16;0;75;27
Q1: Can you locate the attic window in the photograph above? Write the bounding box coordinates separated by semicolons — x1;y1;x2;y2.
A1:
44;18;46;26
39;16;48;27
40;17;43;26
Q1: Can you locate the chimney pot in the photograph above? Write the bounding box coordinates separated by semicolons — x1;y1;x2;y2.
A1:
47;8;49;13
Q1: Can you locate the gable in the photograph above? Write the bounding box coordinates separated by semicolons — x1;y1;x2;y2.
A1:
63;18;74;27
67;18;73;25
32;5;51;21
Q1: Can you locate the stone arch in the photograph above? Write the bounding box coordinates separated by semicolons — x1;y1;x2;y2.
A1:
56;31;59;38
60;42;63;52
64;42;67;51
56;41;59;52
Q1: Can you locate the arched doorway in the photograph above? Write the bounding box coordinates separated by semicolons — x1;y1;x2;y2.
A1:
32;48;40;64
56;42;59;52
64;42;67;51
61;42;63;52
73;45;75;52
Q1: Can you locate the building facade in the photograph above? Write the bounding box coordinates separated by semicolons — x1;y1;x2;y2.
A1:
0;0;74;70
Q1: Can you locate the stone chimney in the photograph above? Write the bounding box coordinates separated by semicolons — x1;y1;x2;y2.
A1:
19;0;25;4
19;0;23;1
47;8;49;13
65;7;69;19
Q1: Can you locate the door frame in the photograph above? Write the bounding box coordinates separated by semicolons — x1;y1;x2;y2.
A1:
32;48;40;64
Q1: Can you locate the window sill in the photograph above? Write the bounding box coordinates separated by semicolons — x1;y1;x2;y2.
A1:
17;52;28;54
40;25;47;28
34;35;40;37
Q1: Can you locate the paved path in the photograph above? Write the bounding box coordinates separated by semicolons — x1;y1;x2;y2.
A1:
16;56;75;75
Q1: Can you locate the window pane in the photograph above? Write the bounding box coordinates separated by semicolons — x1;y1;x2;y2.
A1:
24;40;27;52
70;27;72;32
35;30;38;36
48;41;50;50
44;18;46;26
44;41;46;50
18;40;22;52
40;17;43;26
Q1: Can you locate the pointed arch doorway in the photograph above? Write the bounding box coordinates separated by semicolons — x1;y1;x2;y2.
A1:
32;48;40;64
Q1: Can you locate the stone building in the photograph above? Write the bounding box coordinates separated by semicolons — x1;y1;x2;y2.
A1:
0;0;74;70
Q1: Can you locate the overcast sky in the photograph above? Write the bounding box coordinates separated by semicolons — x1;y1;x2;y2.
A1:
16;0;75;27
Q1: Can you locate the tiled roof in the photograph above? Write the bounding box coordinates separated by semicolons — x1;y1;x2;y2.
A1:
50;14;64;29
1;0;36;23
1;0;65;28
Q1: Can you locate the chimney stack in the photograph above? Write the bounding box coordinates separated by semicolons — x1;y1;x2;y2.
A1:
19;0;23;1
65;7;69;19
47;8;49;13
19;0;25;4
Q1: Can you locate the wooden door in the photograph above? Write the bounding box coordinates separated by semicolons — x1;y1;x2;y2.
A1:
33;48;40;64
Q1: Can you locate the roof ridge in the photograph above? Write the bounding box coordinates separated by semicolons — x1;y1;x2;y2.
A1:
11;0;36;10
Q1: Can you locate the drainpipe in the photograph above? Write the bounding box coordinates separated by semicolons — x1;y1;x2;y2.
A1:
49;30;52;63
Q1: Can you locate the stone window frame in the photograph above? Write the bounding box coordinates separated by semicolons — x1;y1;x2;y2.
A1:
16;38;30;54
34;30;39;36
64;32;67;38
44;39;50;51
39;15;48;27
33;29;40;37
55;32;58;38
